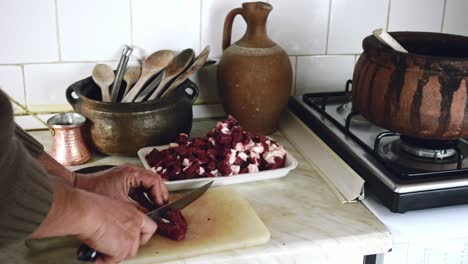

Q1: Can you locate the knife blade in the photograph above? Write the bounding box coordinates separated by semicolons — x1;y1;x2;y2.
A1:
133;71;163;102
146;180;213;221
77;180;214;262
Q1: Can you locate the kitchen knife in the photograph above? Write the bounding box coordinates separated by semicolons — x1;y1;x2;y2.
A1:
133;71;163;102
76;180;214;262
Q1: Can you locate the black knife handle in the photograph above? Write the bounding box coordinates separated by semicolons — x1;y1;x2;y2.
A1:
77;243;101;262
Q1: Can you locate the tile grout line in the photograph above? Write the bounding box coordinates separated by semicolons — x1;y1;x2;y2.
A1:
440;0;447;32
20;65;28;108
0;60;119;66
385;0;391;31
0;53;362;68
324;0;333;55
129;0;134;45
199;0;203;52
0;54;362;67
54;0;62;61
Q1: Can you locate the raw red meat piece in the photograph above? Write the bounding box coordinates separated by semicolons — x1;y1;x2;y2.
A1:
206;161;217;171
183;161;200;179
145;115;288;181
176;133;189;146
157;209;188;241
217;133;232;145
146;149;163;167
131;189;188;241
191;137;207;147
217;160;232;175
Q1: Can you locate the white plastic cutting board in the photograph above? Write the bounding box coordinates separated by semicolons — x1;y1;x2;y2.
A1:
124;186;270;264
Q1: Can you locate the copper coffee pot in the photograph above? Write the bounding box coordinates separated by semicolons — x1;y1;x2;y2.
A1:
8;96;91;166
46;113;91;166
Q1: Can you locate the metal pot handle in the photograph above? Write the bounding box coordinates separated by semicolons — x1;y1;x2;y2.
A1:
185;82;199;104
66;85;79;108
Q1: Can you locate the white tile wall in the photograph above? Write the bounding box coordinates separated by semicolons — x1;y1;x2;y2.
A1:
0;0;59;64
443;0;468;36
388;0;444;32
192;63;219;105
0;66;25;111
328;0;389;54
132;0;201;57
24;63;98;107
295;56;355;94
1;0;467;119
268;0;329;55
57;0;131;61
201;0;247;58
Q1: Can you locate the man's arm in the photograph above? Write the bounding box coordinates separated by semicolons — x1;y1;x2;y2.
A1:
15;125;76;185
15;124;168;205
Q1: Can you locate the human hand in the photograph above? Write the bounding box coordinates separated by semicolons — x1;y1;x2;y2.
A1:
75;164;169;207
77;190;158;264
30;181;157;264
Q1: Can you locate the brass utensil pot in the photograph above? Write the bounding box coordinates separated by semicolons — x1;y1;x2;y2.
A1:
353;32;468;139
66;77;198;156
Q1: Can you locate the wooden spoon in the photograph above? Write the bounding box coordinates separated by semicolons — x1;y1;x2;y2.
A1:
161;46;210;98
92;64;114;102
147;49;195;101
122;66;142;97
122;50;175;102
372;28;408;53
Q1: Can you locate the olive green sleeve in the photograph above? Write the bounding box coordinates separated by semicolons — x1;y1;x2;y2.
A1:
15;124;45;158
0;89;52;247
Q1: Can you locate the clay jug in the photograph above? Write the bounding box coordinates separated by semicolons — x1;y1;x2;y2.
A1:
217;1;292;134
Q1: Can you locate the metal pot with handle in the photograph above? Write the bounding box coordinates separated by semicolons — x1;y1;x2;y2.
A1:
66;77;198;156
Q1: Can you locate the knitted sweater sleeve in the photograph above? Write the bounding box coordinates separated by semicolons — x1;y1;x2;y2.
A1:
0;89;53;247
15;124;44;158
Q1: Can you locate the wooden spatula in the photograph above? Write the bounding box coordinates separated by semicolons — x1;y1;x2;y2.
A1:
161;46;210;98
122;50;175;102
92;64;114;102
147;49;195;101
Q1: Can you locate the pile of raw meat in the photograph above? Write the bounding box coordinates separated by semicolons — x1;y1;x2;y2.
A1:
145;115;287;181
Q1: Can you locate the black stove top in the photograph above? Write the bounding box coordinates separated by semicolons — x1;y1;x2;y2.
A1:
289;81;468;213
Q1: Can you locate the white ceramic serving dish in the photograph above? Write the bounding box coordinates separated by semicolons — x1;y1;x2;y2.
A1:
137;145;298;191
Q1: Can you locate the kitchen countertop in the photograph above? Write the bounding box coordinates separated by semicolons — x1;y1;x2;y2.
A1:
28;115;391;264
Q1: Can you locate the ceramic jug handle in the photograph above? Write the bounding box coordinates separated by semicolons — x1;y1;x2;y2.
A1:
222;8;243;51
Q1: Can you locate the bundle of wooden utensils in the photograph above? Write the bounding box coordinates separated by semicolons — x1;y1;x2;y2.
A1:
92;45;210;103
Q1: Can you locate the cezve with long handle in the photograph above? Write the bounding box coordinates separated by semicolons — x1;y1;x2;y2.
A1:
147;49;195;101
92;64;115;102
160;46;210;98
122;50;175;102
76;180;214;262
372;28;408;53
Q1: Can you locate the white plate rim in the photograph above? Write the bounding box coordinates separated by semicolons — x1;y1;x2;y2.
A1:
137;145;298;190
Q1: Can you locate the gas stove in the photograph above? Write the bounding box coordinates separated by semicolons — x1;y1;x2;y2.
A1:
289;81;468;213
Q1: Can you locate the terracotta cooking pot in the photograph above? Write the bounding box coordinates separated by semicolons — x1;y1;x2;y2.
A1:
66;77;198;156
352;32;468;140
